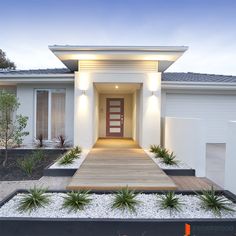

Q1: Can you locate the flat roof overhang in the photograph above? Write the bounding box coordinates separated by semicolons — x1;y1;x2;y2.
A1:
49;45;188;72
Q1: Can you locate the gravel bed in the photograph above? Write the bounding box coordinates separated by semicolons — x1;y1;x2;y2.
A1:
49;150;90;169
144;150;191;169
0;193;236;219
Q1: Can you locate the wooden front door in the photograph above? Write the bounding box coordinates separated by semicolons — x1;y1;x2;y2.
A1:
106;98;124;137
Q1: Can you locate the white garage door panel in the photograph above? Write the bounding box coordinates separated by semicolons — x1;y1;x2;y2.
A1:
165;94;236;143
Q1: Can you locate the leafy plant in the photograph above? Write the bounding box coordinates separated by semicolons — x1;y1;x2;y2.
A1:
17;150;45;176
0;91;29;167
156;148;169;158
31;149;45;163
37;134;44;148
150;145;162;154
62;191;92;212
57;135;67;148
111;187;140;212
13;115;29;147
17;158;35;176
161;152;178;165
159;191;183;215
58;152;75;165
17;187;50;212
72;146;82;155
197;187;235;216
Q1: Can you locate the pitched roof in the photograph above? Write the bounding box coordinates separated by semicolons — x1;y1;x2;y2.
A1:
0;68;71;75
1;69;236;83
163;72;236;83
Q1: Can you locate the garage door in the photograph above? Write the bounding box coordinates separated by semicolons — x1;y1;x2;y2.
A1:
165;94;236;143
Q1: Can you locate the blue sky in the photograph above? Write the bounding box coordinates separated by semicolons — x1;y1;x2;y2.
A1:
1;0;236;74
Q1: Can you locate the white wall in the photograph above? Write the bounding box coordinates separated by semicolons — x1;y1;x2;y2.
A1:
16;83;74;145
139;72;162;148
165;117;206;177
225;121;236;194
93;87;99;143
74;72;95;148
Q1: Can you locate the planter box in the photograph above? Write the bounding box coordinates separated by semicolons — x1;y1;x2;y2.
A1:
43;168;77;176
0;190;236;236
163;169;195;176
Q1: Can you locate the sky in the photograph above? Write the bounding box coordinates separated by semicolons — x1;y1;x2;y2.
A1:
1;0;236;75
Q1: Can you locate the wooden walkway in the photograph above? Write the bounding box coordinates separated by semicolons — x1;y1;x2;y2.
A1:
67;139;177;190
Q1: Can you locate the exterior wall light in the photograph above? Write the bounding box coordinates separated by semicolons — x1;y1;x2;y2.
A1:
81;90;86;95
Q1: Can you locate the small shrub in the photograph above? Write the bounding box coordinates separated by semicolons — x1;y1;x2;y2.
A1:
111;187;140;212
150;145;162;154
197;187;234;216
58;152;75;165
17;158;35;176
161;152;178;166
17;150;45;176
62;191;92;212
17;187;50;212
32;149;45;163
37;134;44;148
157;148;169;158
57;135;67;148
159;191;183;215
72;146;82;156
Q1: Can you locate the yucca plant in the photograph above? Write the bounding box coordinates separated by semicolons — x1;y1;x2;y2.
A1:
17;187;50;212
161;152;178;165
62;191;92;212
157;148;169;158
197;187;235;216
72;146;82;155
58;152;75;165
150;145;162;154
159;191;183;215
111;187;140;212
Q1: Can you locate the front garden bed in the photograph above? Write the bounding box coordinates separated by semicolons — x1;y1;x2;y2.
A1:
145;149;196;176
43;149;89;176
0;190;236;236
0;149;66;181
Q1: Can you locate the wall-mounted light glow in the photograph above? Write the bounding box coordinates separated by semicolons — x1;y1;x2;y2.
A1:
147;73;161;96
115;85;119;89
81;90;86;95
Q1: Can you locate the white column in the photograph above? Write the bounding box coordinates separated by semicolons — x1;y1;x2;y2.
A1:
225;121;236;194
139;72;161;149
74;71;94;149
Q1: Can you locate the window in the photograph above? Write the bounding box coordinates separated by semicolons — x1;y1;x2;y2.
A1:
36;89;65;140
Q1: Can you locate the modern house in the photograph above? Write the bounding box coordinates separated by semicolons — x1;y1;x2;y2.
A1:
0;45;236;151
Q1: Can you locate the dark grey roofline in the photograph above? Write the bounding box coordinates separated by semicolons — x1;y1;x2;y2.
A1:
0;68;72;75
1;69;236;83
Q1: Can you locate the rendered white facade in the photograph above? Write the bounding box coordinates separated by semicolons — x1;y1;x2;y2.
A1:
1;45;236;186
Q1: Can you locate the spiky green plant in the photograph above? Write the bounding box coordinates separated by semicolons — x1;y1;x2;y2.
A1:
161;152;178;165
17;187;50;212
72;146;82;155
150;145;162;154
58;152;75;165
197;187;235;216
157;148;169;158
159;191;183;215
62;191;92;212
111;187;140;212
17;157;35;176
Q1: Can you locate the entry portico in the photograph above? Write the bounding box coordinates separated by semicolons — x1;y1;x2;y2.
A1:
50;46;188;149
